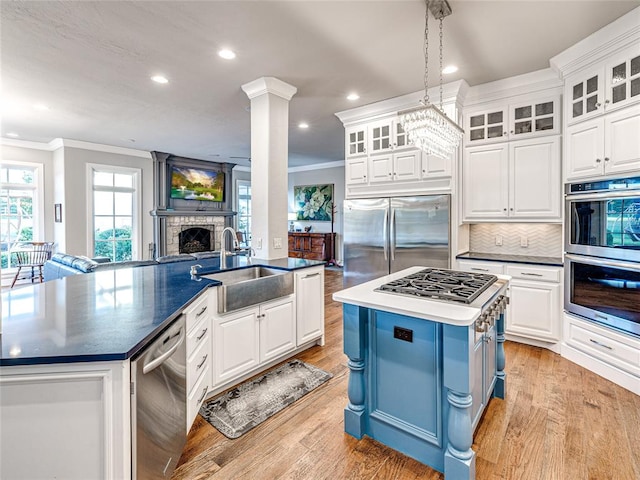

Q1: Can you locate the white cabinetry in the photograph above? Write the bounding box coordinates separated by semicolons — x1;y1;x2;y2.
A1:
259;295;296;363
0;361;130;479
565;43;640;125
369;150;421;183
463;135;561;221
295;266;325;346
565;104;640;180
464;95;560;146
346;125;367;158
506;265;561;342
457;259;562;344
185;291;213;429
346;156;368;185
213;295;296;386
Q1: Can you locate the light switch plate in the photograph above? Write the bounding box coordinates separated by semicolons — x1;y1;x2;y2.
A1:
273;237;282;249
255;238;262;249
520;236;528;247
495;235;503;246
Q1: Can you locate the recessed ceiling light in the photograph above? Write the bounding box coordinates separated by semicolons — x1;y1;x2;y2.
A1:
6;132;19;138
347;93;360;101
33;103;49;111
298;122;309;129
442;65;458;74
218;49;236;60
151;75;169;84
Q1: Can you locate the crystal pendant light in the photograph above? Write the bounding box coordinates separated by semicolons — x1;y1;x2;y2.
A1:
399;0;463;159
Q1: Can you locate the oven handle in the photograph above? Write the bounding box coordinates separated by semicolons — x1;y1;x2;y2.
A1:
571;203;580;245
565;254;640;272
566;190;640;201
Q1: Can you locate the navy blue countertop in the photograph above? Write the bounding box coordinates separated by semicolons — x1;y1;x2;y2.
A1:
456;252;564;267
0;256;324;367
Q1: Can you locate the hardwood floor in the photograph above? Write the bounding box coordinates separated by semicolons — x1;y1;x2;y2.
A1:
173;269;640;480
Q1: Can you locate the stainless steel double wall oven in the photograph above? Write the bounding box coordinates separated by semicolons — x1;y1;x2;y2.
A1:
565;176;640;337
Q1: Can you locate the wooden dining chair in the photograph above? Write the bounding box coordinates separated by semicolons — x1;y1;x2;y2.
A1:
11;242;55;288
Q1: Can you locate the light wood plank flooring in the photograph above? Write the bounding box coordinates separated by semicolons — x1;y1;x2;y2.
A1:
173;269;640;480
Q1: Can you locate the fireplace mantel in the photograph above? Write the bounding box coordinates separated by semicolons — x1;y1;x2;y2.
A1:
151;209;236;217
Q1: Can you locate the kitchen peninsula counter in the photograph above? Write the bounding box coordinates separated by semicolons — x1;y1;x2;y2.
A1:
1;256;324;367
456;251;563;266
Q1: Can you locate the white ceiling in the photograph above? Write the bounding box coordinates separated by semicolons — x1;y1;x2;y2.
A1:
1;1;638;167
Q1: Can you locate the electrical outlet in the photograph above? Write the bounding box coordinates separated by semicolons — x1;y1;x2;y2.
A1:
255;238;262;249
520;236;528;247
273;237;282;249
495;235;503;246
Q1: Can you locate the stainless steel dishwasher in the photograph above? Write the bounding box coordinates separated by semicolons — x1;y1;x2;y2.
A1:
131;315;187;479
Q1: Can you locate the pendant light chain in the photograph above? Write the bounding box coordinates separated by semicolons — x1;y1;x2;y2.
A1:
423;0;430;105
439;14;444;110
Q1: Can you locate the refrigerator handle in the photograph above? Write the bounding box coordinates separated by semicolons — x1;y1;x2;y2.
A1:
383;208;388;261
390;207;396;261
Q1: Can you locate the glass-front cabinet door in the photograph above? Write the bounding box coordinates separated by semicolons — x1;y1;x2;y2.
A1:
368;120;393;154
464;106;508;145
346;125;367;158
509;97;559;138
567;67;604;125
605;44;640;111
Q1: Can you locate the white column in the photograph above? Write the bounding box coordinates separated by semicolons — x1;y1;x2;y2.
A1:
241;77;297;260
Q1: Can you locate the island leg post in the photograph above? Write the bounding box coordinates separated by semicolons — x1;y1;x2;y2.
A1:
343;304;367;439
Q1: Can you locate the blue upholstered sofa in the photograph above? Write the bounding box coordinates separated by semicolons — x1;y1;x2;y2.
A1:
43;252;221;281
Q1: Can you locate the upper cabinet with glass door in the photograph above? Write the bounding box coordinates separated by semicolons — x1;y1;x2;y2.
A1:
565;43;640;126
509;97;560;138
464;106;509;145
367;118;412;155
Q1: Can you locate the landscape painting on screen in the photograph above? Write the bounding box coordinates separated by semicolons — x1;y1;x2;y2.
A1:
170;166;225;202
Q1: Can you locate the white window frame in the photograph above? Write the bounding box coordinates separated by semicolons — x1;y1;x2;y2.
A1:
86;163;142;261
0;160;45;272
234;179;251;241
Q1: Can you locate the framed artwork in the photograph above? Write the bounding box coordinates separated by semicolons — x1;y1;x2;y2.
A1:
293;184;333;222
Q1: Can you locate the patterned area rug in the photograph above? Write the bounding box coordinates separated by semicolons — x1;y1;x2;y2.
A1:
199;359;332;439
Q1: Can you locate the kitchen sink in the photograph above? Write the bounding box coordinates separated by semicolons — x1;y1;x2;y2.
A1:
204;266;294;313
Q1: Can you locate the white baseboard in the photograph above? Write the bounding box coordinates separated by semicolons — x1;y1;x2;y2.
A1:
505;334;561;354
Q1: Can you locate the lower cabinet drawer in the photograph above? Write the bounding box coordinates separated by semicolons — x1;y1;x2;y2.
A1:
566;318;640;376
187;333;212;393
506;265;560;283
457;260;504;275
187;364;211;430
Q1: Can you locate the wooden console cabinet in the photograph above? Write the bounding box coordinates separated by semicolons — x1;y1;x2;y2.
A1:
288;232;335;262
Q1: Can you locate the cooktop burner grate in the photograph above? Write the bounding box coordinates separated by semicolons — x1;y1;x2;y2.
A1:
375;268;498;304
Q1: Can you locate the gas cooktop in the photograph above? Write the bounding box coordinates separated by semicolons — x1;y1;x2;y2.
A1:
375;268;498;304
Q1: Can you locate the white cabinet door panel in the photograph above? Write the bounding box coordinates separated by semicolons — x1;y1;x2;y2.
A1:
463;145;509;218
260;296;296;363
605;105;640;175
215;309;259;384
507;279;561;342
566;118;605;180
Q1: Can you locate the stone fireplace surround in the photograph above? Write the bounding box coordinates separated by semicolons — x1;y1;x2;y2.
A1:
151;152;236;258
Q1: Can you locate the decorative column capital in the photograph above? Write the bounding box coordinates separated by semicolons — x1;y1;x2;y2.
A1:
241;76;298;101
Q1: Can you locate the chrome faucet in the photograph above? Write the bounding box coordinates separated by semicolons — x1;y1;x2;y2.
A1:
220;227;239;265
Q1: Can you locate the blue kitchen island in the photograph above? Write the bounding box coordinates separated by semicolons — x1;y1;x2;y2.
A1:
333;266;509;480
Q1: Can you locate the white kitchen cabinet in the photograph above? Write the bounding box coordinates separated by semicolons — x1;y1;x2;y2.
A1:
259;295;296;363
369;150;421;184
457;260;562;345
509;97;560;138
295;266;325;346
214;307;260;384
421;151;452;179
506;265;562;342
346;124;367;158
464;105;509;145
565;43;640;126
565;103;640;180
368;118;412;155
345;156;368;186
463;136;561;221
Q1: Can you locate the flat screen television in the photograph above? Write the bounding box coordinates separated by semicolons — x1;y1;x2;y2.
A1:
170;166;224;202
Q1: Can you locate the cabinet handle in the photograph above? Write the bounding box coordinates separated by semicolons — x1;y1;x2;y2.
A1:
196;328;208;341
596;158;602;163
471;267;489;272
197;354;208;369
604;157;610;162
503;131;507;135
196;306;207;317
503;208;507;212
589;338;613;350
304;272;321;279
388;172;392;176
510;130;514;134
198;386;208;403
509;207;513;211
521;272;543;277
595;102;602;108
604;99;610;105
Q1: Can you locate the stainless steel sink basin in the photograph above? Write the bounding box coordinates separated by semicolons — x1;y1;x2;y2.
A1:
204;266;294;313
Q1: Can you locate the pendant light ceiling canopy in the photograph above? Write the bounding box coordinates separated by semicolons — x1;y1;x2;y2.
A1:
398;0;464;159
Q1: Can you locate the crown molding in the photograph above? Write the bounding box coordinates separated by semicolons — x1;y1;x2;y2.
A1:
241;76;298;101
288;160;345;173
1;137;55;151
550;6;640;78
53;138;152;158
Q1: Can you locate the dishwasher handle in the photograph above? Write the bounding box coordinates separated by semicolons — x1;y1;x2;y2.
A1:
143;326;186;374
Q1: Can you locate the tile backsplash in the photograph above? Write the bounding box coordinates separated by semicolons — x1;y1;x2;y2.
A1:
469;223;562;257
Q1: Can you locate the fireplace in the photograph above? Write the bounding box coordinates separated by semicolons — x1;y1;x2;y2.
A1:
179;227;213;254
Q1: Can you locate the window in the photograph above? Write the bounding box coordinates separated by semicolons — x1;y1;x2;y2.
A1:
1;162;43;269
236;180;251;243
88;164;141;262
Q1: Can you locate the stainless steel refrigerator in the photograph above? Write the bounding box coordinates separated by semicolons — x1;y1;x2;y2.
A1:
343;195;450;287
